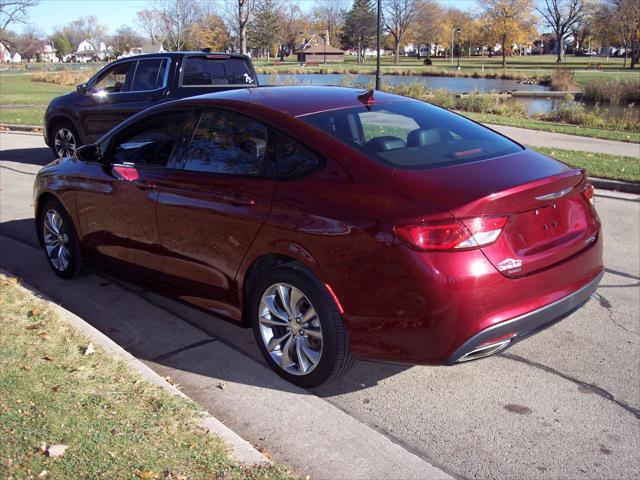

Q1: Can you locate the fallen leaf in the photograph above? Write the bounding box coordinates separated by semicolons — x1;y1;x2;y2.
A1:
42;356;53;362
84;343;95;356
136;470;159;479
216;382;226;390
37;470;48;478
45;444;68;457
51;385;60;393
25;322;43;331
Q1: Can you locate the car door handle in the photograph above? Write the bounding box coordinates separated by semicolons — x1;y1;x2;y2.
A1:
222;194;255;206
133;180;157;190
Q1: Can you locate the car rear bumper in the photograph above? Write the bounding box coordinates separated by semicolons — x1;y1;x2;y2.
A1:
445;269;603;364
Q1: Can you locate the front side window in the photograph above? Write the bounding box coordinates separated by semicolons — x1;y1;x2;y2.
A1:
131;58;167;91
181;110;269;176
181;57;256;86
92;62;133;94
301;102;522;169
112;112;190;167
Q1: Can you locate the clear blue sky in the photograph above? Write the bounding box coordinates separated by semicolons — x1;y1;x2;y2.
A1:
18;0;479;36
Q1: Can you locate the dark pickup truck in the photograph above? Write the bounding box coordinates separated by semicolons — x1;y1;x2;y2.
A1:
44;51;259;158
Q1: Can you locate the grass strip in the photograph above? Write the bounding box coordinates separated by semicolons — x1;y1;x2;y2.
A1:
531;147;640;182
0;108;46;126
0;274;294;480
464;112;640;144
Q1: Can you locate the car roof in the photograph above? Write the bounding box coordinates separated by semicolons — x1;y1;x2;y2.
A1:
115;51;251;61
179;86;414;118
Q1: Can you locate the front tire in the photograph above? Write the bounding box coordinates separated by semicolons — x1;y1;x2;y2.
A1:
250;264;354;388
50;121;80;158
39;199;83;279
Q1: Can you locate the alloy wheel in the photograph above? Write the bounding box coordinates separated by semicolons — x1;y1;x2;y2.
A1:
54;128;77;157
258;283;323;376
42;208;70;272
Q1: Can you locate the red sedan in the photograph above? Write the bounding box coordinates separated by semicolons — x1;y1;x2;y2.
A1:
33;87;603;387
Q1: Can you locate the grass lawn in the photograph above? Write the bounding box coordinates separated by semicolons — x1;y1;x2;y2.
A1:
0;73;70;105
0;274;293;480
0;107;46;126
531;147;640;182
463;112;640;144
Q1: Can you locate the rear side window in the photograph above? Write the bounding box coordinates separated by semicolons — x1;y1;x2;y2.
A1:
301;102;522;169
131;58;167;91
181;110;269;176
181;57;256;86
276;134;320;178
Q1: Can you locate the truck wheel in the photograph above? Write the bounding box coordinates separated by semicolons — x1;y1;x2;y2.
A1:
50;121;80;158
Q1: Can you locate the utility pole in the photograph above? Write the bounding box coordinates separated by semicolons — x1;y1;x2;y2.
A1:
375;0;381;90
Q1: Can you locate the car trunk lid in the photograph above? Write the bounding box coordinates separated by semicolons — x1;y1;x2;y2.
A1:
393;149;600;277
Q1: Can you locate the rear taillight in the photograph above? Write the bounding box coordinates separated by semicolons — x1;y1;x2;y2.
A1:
395;216;508;252
582;183;595;206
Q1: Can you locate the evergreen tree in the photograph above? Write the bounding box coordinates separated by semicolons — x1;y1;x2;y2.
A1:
341;0;377;63
52;34;72;61
248;0;282;57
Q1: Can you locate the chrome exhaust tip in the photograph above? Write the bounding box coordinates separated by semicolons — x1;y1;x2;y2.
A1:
455;338;512;363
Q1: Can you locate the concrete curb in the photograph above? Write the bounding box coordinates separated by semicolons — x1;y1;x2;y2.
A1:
589;177;640;194
1;123;42;134
0;268;271;467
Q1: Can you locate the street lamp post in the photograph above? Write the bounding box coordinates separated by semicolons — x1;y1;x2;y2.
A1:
456;28;462;71
375;0;382;90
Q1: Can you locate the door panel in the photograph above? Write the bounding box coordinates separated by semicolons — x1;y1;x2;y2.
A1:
155;108;277;305
75;110;192;278
76;163;166;278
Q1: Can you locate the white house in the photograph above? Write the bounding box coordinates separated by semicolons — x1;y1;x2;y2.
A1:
41;43;58;62
119;43;165;58
0;41;11;62
76;39;113;62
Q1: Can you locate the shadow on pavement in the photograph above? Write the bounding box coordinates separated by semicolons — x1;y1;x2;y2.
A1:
0;146;53;166
0;217;410;395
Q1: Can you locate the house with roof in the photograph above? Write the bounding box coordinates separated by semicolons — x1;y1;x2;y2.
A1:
296;31;345;64
119;43;165;58
76;39;113;62
0;41;11;62
41;43;58;62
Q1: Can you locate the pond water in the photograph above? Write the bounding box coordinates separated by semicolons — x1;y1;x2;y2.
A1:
257;73;634;119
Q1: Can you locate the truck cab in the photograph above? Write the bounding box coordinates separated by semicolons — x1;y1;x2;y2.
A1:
44;51;259;158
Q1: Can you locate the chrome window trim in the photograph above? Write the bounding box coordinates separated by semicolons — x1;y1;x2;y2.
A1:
91;57;172;96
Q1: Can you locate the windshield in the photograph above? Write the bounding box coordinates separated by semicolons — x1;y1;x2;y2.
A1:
300;102;522;169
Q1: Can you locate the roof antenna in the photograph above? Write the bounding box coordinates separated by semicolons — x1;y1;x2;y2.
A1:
357;89;375;109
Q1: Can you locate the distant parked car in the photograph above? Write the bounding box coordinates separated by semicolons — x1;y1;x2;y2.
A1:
34;86;603;387
43;51;259;158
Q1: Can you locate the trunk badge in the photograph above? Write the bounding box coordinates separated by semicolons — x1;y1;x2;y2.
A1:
535;187;572;201
498;258;523;273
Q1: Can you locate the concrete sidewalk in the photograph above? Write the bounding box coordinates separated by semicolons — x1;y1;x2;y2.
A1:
0;233;453;480
487;123;640;158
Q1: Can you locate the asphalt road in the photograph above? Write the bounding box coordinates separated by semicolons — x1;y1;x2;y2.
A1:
1;132;639;480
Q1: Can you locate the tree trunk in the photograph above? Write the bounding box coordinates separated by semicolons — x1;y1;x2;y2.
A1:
556;29;563;63
395;41;400;64
501;35;507;67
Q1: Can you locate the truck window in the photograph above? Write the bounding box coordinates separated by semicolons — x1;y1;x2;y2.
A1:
131;58;167;91
181;57;256;86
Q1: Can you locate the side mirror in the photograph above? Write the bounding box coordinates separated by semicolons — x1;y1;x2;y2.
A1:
75;144;104;163
77;83;88;95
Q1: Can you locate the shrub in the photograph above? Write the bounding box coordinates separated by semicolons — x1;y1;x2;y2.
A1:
549;69;580;92
582;78;640;105
30;71;93;86
423;57;432;66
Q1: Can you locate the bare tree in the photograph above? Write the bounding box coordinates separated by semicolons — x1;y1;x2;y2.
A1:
223;0;257;54
536;0;585;63
312;0;346;47
0;0;39;44
153;0;200;51
382;0;419;64
136;8;163;45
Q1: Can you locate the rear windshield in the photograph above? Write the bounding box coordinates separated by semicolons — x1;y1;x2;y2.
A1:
300;102;522;169
181;56;256;86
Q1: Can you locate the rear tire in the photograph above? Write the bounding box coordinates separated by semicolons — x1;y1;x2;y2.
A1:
250;263;354;388
50;120;80;158
39;198;84;279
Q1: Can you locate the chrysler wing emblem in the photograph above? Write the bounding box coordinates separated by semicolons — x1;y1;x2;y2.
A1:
535;187;573;201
